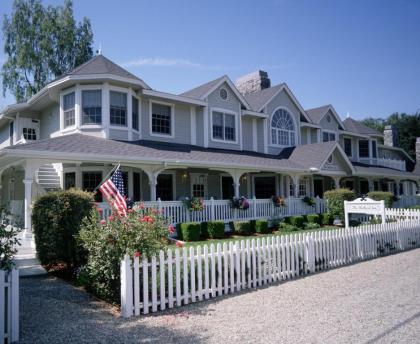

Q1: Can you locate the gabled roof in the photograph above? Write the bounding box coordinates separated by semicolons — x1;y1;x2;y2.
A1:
277;141;355;173
343;117;383;136
52;54;151;89
305;104;344;129
180;76;250;110
243;83;312;122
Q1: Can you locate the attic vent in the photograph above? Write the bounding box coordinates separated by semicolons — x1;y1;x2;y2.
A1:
219;88;228;100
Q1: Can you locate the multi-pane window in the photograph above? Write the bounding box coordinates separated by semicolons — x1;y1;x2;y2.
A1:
82;90;102;124
63;92;75;127
82;171;103;201
132;97;139;131
23;128;37;141
151;103;171;135
344;138;352;156
322;131;336;142
212;111;236;142
110;91;127;126
191;174;207;198
372;140;377;158
299;177;308;197
271;109;295;147
359;140;369;158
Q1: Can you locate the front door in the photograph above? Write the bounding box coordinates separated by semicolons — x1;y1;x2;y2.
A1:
314;179;324;198
156;174;173;201
221;176;234;199
254;176;276;199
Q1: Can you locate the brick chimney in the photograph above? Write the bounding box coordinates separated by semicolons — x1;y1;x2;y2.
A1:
384;125;398;147
235;70;271;95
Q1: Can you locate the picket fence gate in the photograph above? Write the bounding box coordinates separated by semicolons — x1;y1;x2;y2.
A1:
0;269;19;343
120;220;420;317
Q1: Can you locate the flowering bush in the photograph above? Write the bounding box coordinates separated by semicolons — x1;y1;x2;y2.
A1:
78;205;170;303
183;197;204;211
0;208;21;271
231;196;249;210
272;196;286;207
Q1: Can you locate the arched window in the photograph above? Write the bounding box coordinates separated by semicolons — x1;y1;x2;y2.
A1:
271;108;295;147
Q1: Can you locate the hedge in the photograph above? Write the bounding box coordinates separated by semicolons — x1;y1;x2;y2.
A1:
176;222;201;241
32;189;94;267
229;221;252;235
324;188;356;221
202;221;225;239
289;215;305;229
321;213;333;225
306;214;320;225
250;219;269;234
367;191;394;208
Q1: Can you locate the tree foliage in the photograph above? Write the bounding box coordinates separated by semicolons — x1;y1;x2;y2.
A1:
1;0;93;102
362;112;420;158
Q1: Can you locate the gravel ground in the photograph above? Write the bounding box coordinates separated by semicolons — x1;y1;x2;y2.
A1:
21;249;420;344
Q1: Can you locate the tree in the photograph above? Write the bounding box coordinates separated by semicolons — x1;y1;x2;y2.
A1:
1;0;93;102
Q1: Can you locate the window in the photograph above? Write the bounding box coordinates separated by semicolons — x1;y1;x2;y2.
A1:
151;103;172;135
23;128;37;141
254;176;276;199
132;97;139;131
322;131;336;142
110;91;127;126
299;177;308;197
82;90;102;124
270;108;295;147
156;174;173;200
82;171;103;202
359;140;369;158
63;92;75;127
212;111;236;142
219;88;228;100
344;138;352;157
191;174;207;198
372;140;377;158
64;172;76;190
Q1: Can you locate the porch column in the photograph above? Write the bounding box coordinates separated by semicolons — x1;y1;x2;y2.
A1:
75;163;82;189
141;165;166;202
149;176;158;202
291;175;300;197
332;176;341;189
23;178;33;238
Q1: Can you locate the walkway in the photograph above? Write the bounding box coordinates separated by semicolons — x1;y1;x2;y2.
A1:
20;248;420;343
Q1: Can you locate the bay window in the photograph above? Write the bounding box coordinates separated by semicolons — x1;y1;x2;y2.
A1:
82;90;102;124
63;92;75;128
132;97;139;131
110;91;127;126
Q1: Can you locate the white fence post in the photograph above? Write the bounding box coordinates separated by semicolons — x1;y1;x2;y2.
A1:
120;255;133;318
1;269;19;343
253;196;257;218
210;197;215;221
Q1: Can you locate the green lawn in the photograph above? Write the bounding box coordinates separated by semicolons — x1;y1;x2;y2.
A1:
177;226;339;248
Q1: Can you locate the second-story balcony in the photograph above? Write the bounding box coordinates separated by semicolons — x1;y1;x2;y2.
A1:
355;157;406;171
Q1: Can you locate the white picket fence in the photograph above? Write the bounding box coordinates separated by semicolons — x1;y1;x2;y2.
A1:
0;269;19;343
120;220;420;317
98;197;326;225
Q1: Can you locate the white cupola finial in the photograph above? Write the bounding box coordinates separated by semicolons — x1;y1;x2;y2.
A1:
346;111;350;118
96;43;102;55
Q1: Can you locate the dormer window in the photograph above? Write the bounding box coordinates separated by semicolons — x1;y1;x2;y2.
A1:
63;92;75;128
151;101;173;136
270;108;295;147
322;131;336;142
110;91;127;126
82;90;102;125
23;128;36;141
212;110;236;142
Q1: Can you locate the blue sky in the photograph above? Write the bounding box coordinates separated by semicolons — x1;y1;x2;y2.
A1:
1;0;420;120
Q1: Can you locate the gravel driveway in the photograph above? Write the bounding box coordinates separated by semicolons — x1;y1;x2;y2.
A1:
21;249;420;344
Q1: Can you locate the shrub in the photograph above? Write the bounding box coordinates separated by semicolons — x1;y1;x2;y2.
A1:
304;222;320;230
251;219;270;234
283;216;291;224
349;219;361;227
78;205;169;303
306;214;320;224
176;222;201;241
32;189;94;267
321;213;333;225
324;188;356;221
278;222;299;232
367;191;394;208
0;208;22;270
229;221;252;235
289;215;305;229
205;221;225;239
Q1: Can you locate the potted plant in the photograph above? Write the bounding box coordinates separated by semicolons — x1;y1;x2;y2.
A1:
272;195;286;207
231;196;250;210
183;197;205;211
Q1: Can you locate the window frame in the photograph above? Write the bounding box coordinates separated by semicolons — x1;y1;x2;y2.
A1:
109;90;128;127
322;130;336;143
81;89;102;126
210;108;238;144
269;107;296;148
62;91;76;128
190;173;208;199
132;96;140;132
149;100;175;138
344;137;352;157
358;139;370;158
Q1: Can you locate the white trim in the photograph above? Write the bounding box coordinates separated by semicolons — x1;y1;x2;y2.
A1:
109;87;129;128
242;110;269;119
318;143;356;174
263;117;268;154
203;105;209;148
142;89;207;106
149;100;175;138
191;107;196;145
252;118;257;152
377;144;415;163
268;106;298;148
210;107;239;144
299;122;321;129
189;172;208;198
239;103;243;150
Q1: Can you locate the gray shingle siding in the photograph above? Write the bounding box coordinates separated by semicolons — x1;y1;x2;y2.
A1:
0;124;10;149
320;109;339;132
242;117;253;151
40;104;60;140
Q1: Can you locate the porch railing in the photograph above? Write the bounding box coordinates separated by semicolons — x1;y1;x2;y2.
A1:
97;197;326;225
357;157;406;171
392;195;420;209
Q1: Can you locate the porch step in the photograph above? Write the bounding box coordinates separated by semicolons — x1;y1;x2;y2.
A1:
36;163;62;190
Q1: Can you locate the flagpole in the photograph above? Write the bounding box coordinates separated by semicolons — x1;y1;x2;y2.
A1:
93;161;121;194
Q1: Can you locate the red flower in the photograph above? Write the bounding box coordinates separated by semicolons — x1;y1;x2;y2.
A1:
100;219;106;225
152;209;158;214
139;203;145;209
140;215;154;223
108;215;114;221
168;224;175;234
176;241;184;248
133;251;141;258
128;209;134;213
96;207;103;213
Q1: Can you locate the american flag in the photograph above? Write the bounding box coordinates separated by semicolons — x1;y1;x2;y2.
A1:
99;167;127;216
